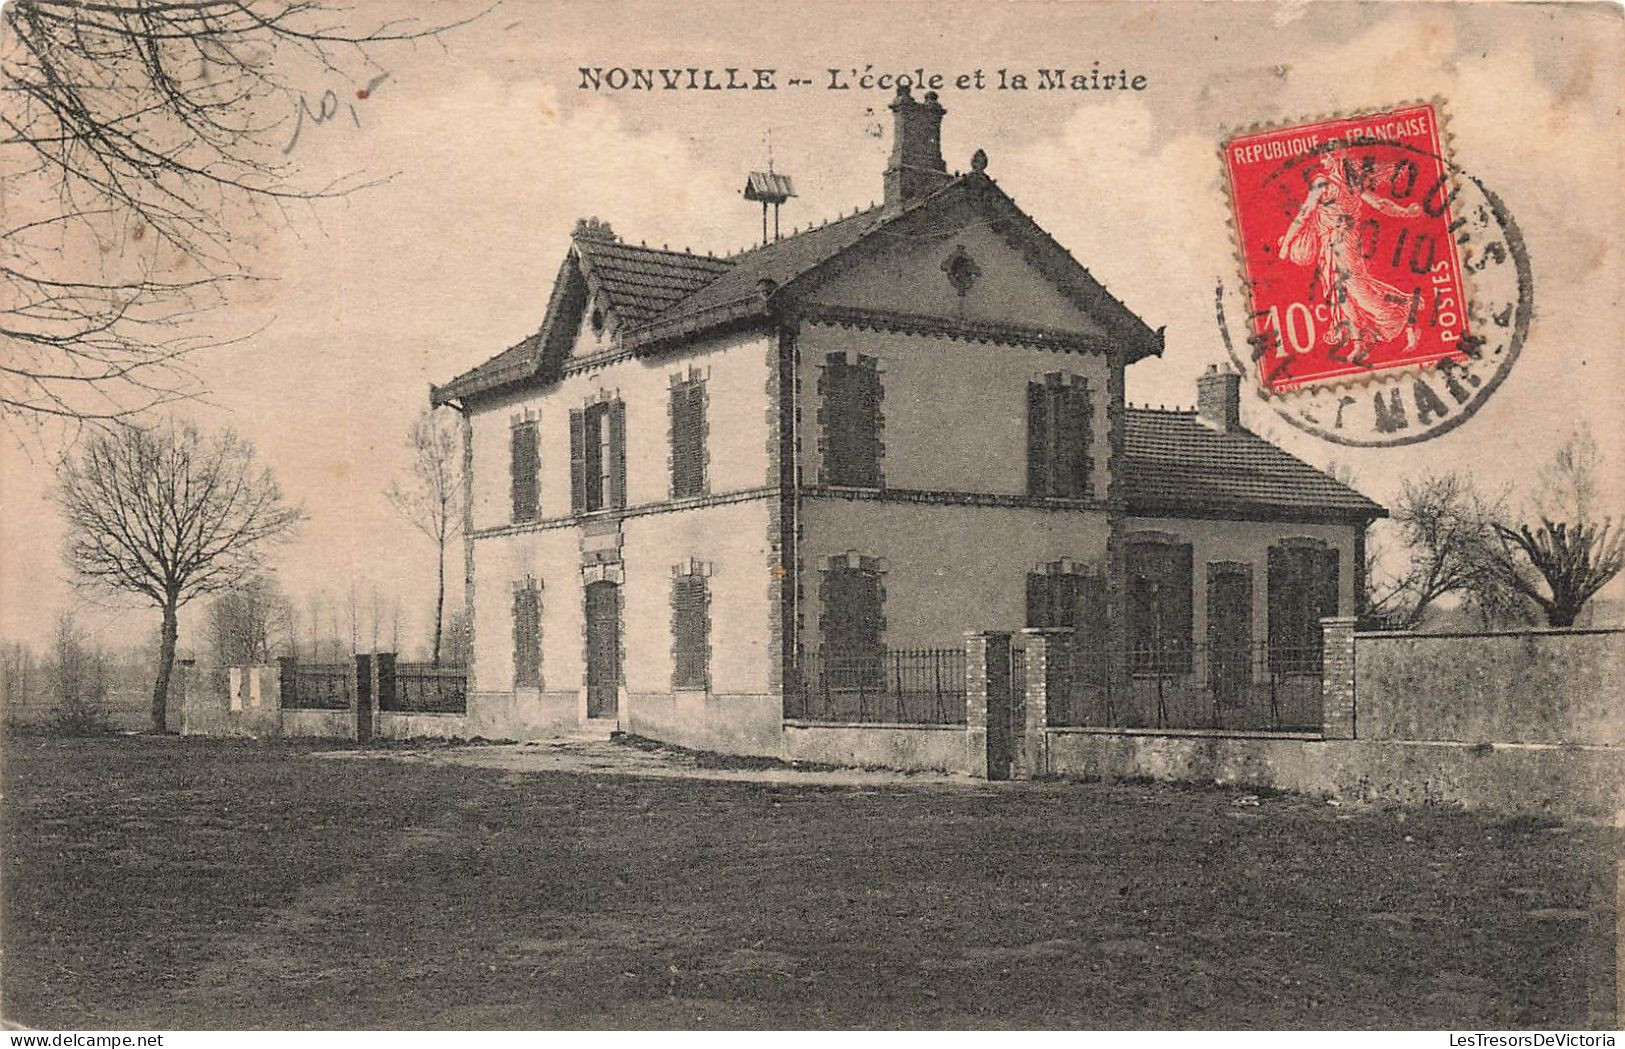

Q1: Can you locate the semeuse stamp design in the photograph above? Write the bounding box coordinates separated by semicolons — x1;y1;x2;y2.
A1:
1220;103;1531;447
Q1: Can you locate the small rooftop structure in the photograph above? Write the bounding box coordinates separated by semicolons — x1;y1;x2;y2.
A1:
743;170;796;243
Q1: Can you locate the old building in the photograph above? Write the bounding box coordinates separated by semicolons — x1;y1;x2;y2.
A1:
430;87;1384;763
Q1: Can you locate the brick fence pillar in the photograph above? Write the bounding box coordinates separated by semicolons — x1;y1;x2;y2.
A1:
1320;617;1357;739
964;632;1011;779
1016;628;1069;779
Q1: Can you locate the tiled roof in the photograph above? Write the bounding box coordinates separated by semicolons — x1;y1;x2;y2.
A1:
1123;408;1385;520
662;206;885;321
435;175;1164;404
576;239;731;328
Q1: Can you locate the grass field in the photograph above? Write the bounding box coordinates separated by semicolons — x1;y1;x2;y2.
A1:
1;734;1616;1029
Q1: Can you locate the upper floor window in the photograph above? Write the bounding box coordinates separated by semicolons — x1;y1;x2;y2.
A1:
570;399;625;513
1267;541;1339;672
510;419;539;523
1125;538;1193;673
818;353;883;488
1027;373;1093;499
670;375;707;499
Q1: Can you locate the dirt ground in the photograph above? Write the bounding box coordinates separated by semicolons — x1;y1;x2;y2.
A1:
2;734;1618;1029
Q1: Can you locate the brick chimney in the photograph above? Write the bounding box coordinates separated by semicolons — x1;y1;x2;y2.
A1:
883;86;950;210
1197;363;1242;432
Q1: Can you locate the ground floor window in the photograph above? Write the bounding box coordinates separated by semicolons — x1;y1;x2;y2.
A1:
818;554;885;685
1125;538;1193;673
1267;541;1339;672
512;578;541;688
671;565;709;690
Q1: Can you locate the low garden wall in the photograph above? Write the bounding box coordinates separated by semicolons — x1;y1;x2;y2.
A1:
783;721;967;772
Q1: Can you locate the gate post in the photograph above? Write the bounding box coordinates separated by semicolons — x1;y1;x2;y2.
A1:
1320;617;1357;739
354;653;373;743
277;657;297;709
1015;628;1069;779
964;632;1011;779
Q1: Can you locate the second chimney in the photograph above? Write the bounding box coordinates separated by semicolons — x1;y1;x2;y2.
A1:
1197;363;1243;432
884;86;950;210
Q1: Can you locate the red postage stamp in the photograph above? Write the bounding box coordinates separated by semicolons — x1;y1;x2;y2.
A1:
1224;104;1471;394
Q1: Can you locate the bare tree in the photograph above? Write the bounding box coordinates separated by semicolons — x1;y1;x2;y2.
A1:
55;419;302;730
2;0;483;430
1366;471;1502;629
1487;426;1622;628
205;574;293;665
385;408;463;664
1491;520;1624;628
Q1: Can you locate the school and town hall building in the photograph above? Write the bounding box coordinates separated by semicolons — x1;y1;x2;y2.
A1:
431;86;1384;765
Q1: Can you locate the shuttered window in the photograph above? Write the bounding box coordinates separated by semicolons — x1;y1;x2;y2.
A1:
819;561;884;664
818;355;883;488
1026;374;1093;499
1125;540;1194;672
510;421;539;522
671;574;709;689
1268;543;1339;672
512;581;541;688
570;401;626;513
670;379;706;499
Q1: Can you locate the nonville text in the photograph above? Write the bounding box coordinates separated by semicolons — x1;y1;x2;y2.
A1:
578;65;1149;93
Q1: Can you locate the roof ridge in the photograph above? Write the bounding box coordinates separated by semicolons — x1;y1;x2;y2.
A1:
576;237;733;265
723;202;886;260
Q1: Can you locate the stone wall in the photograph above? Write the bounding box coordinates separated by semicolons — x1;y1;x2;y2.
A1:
1355;628;1623;746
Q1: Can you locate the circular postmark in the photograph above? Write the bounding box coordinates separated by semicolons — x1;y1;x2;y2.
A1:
1219;115;1532;447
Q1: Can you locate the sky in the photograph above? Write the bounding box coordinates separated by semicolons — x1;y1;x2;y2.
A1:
2;0;1621;654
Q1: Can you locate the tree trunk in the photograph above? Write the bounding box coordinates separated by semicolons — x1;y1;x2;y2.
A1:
432;540;446;666
1547;602;1579;628
152;601;179;733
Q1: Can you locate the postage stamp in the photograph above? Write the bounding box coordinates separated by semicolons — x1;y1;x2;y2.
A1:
1220;103;1531;446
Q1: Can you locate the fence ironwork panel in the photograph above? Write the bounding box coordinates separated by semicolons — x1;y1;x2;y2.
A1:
1047;642;1324;733
284;663;354;710
789;647;967;725
384;664;469;713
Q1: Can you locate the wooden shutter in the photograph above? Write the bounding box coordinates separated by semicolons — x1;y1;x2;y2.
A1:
822;566;883;660
1171;543;1194;656
825;359;856;485
671;382;705;498
1065;382;1093;498
608;400;627;508
856;362;882;487
512;584;540;688
1073;573;1109;686
568;409;586;513
671;575;708;689
510;422;538;522
1317;547;1341;622
1026;381;1048;496
1025;572;1048;628
1126;546;1153;658
822;358;880;488
1050;573;1078;628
